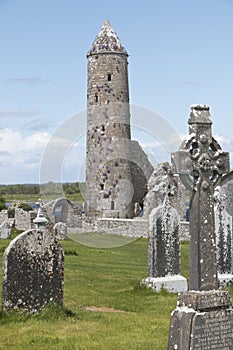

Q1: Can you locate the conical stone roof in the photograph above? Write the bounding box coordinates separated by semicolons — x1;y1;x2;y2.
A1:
87;20;128;56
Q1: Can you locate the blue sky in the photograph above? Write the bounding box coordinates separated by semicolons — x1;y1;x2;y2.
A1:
0;0;233;183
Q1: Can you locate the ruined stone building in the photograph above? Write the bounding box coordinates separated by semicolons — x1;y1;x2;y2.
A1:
85;20;153;219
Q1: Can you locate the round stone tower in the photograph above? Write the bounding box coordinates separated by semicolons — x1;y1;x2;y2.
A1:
85;20;134;218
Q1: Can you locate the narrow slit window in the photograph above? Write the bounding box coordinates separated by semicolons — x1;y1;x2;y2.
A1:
95;93;98;102
100;184;104;190
102;125;105;132
107;73;112;81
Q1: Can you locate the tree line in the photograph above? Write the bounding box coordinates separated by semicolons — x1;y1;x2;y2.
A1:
0;182;85;196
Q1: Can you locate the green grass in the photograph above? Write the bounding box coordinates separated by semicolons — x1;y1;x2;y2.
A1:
4;193;84;203
0;236;232;350
68;232;138;248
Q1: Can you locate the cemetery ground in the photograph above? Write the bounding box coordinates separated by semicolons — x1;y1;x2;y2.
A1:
0;233;232;350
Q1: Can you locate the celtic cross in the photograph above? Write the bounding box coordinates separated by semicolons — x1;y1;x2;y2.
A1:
172;105;229;291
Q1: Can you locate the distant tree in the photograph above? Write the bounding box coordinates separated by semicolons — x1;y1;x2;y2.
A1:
18;202;33;212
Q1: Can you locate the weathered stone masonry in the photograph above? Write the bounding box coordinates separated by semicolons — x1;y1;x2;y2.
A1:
85;20;153;219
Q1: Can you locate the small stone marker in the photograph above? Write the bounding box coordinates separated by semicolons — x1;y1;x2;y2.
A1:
2;207;64;313
168;105;233;350
142;164;187;293
0;221;11;239
54;222;68;240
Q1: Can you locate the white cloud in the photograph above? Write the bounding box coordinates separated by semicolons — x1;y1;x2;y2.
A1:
0;108;39;118
8;78;49;87
0;128;232;184
0;129;51;183
215;134;233;169
0;129;49;157
25;119;49;131
61;141;86;182
0;129;87;184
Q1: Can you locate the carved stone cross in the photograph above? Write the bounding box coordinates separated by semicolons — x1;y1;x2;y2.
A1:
172;105;229;291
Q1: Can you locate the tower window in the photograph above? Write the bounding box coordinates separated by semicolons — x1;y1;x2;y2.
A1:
107;74;112;81
95;93;98;102
102;125;105;132
100;184;104;190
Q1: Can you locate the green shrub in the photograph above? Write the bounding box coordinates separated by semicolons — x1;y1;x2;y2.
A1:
0;196;6;211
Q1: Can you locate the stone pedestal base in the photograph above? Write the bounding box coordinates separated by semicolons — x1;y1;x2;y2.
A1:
141;275;188;293
219;273;233;287
168;290;233;349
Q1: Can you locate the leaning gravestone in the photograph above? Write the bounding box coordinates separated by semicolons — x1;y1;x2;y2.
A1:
2;222;64;312
168;105;233;349
142;163;187;293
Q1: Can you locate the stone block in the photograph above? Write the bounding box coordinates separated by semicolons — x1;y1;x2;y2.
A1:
142;275;187;293
218;273;233;287
177;290;231;311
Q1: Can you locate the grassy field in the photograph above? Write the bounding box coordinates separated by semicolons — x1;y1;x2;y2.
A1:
4;193;84;204
0;233;232;350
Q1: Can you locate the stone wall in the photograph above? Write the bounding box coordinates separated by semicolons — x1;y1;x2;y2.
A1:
0;208;36;231
130;140;154;208
96;218;149;238
68;216;190;242
15;209;37;231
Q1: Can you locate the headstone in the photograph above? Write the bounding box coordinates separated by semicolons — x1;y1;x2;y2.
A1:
168;105;233;350
54;222;68;240
0;221;11;239
142;165;187;293
214;186;233;286
2;226;64;313
143;162;175;217
221;170;233;217
143;162;187;221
